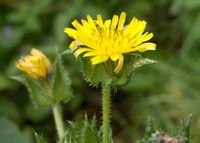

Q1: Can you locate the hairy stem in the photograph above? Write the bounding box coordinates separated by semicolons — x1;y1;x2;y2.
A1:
42;80;65;141
102;83;111;143
52;104;65;140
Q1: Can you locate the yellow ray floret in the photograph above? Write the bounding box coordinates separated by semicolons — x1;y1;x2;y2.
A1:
64;12;156;73
16;49;51;80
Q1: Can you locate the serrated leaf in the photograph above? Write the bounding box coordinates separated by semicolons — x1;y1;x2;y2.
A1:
62;114;102;143
113;56;158;87
136;117;157;143
144;117;156;140
10;75;53;108
34;132;47;143
80;115;100;143
51;49;73;103
179;114;192;143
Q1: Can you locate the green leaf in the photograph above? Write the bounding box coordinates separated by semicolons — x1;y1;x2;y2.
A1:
51;49;73;103
34;132;47;143
0;116;29;143
179;114;192;143
80;116;101;143
144;117;156;140
113;56;158;87
62;115;102;143
10;75;53;108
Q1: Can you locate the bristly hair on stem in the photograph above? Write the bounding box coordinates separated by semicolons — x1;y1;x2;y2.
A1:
102;82;112;143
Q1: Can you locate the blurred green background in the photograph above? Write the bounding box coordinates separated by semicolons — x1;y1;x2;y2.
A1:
0;0;200;143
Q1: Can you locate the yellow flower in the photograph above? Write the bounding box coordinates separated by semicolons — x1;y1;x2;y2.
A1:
64;12;156;73
16;49;51;80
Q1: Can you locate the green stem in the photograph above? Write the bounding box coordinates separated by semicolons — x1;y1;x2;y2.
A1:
102;83;111;143
42;80;65;140
52;104;65;140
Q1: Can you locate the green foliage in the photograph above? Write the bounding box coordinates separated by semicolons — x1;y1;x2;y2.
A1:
10;75;53;108
112;56;157;87
34;132;47;143
51;49;73;104
144;117;156;141
61;115;103;143
137;115;192;143
178;114;192;143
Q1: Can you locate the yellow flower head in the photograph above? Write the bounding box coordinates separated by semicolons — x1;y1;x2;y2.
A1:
16;49;51;80
64;12;156;73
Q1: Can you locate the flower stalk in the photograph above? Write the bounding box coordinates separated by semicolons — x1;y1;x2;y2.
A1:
102;83;111;143
52;104;65;140
43;81;65;141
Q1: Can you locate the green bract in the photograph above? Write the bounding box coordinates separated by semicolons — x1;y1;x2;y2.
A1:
81;54;157;88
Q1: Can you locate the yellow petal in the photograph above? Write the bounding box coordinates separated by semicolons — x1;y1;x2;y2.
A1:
64;28;77;39
31;49;43;56
16;62;38;79
81;19;90;29
136;21;147;36
117;12;126;31
127;20;146;39
114;54;124;73
138;43;156;52
72;20;91;38
69;41;77;50
104;20;111;28
110;54;119;61
124;17;138;35
97;15;104;27
74;48;92;58
83;51;97;57
72;20;83;30
124;42;156;53
128;32;154;48
31;49;51;70
141;33;153;42
91;55;108;65
87;15;97;30
111;15;118;29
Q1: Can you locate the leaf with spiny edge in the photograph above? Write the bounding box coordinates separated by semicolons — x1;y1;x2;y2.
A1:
62;114;103;143
178;114;192;143
34;131;47;143
136;115;192;143
144;117;157;140
113;55;158;87
10;75;53;108
51;48;73;104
